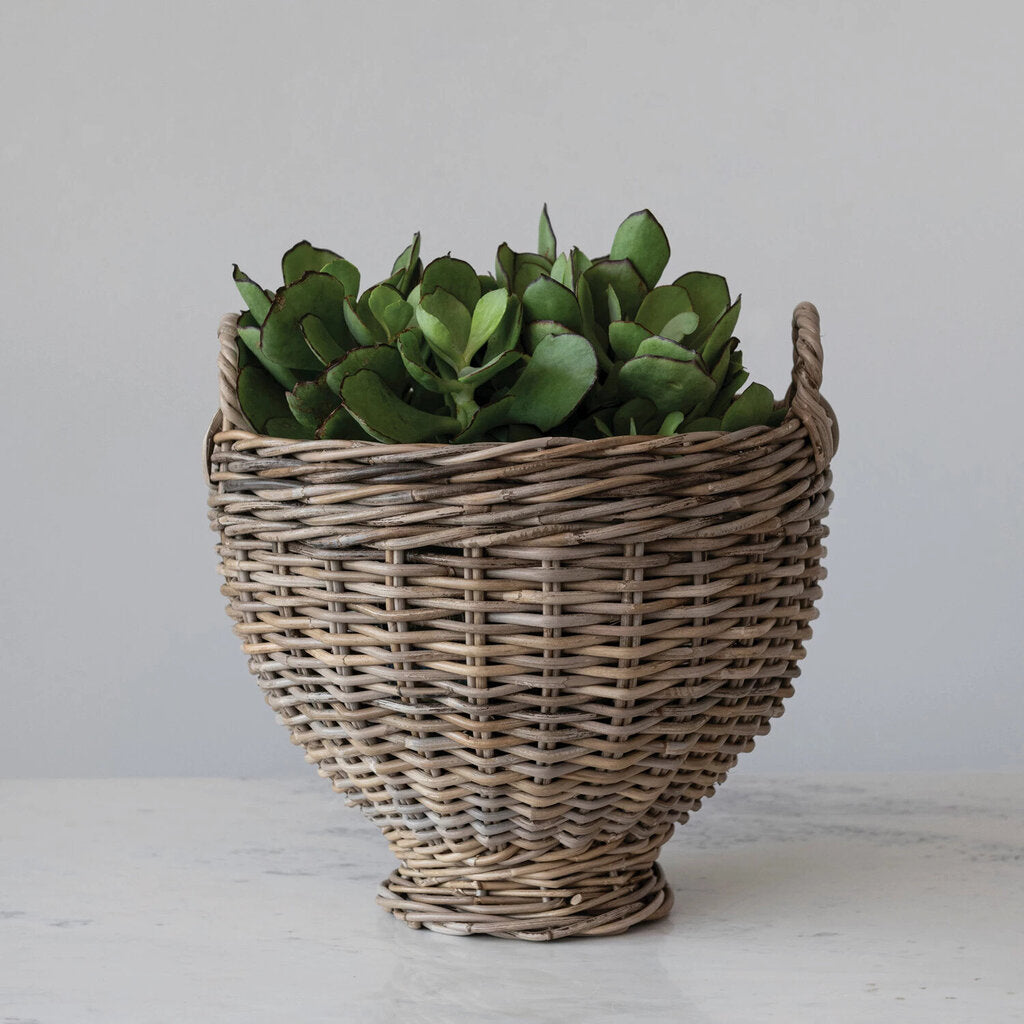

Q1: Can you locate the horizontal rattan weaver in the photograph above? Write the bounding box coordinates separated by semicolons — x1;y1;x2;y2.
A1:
204;302;837;940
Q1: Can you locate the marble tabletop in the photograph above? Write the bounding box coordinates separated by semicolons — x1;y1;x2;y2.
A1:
2;772;1021;1023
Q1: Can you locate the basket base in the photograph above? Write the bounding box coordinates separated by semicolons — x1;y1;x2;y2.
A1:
375;827;675;941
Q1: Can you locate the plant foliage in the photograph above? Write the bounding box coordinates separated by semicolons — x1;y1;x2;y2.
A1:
229;209;787;442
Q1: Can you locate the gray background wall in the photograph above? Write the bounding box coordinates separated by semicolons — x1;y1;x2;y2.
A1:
2;0;1021;777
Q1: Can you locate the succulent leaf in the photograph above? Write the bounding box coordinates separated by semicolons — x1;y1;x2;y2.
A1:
339;368;460;442
635;286;698;337
681;416;723;433
320;258;361;298
619;354;716;415
569;246;592;287
672;272;730;347
260;272;349;370
421;256;482;311
658;411;686;435
538;204;557;263
317;405;367;440
324;344;407;395
367;284;412;338
721;383;776;430
390;232;422;294
236;322;302;389
708;369;750;417
237;363;298;435
700;296;742;368
232;266;272;324
287;377;341;432
609;209;670;289
466;287;509;361
457;348;521;389
396;331;459;394
634;336;698;361
483;293;523;362
614;398;659;436
415;287;472;370
300;313;347;366
608;320;651;361
513;261;545;298
454;395;518;442
282;242;345;285
522;275;583;333
583;259;647;323
549;251;572;289
505;333;598;430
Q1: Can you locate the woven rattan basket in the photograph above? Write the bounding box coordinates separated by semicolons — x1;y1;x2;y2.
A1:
204;302;837;940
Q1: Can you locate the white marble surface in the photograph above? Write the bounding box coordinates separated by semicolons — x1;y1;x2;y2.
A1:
2;773;1021;1023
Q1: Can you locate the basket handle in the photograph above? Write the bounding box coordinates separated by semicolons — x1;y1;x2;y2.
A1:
203;313;251;487
786;302;838;471
216;312;252;432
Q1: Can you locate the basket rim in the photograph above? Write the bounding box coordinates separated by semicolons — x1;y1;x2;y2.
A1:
206;302;837;478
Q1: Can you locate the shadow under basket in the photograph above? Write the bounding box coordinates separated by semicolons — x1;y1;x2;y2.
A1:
204;302;838;940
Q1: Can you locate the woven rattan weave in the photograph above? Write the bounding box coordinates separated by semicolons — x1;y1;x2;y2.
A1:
205;302;837;940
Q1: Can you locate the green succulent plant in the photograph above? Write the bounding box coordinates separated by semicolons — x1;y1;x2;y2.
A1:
229;208;787;443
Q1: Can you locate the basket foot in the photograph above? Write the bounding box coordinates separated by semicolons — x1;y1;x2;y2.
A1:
375;828;675;940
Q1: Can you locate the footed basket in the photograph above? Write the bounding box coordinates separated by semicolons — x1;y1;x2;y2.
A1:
204;302;837;940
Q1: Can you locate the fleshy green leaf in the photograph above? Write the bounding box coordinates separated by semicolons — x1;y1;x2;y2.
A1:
232;266;272;323
390;232;421;294
264;416;310;439
513;261;545;298
681;416;723;433
286;377;341;432
236;322;301;389
282;241;345;285
583;259;647;323
237;363;296;434
478;274;502;294
415;287;472;369
619;355;716;415
466;288;509;361
317;405;367;440
709;369;750;417
340;369;460;442
454;395;518;442
396;331;459;394
458;348;521;388
522;275;583;333
700;296;742;368
549;251;572;288
299;313;346;366
483;293;523;362
368;284;412;338
608;320;651;361
609;209;670;289
260;272;349;370
721;383;776;430
420;256;481;310
635;286;698;337
495;242;516;291
320;258;361;298
659;310;701;343
524;319;576;352
538;203;557;263
614;398;659;436
672;272;730;347
635;336;699;361
343;294;386;346
506;333;598;430
324;344;407;395
570;246;592;287
658;411;686;435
